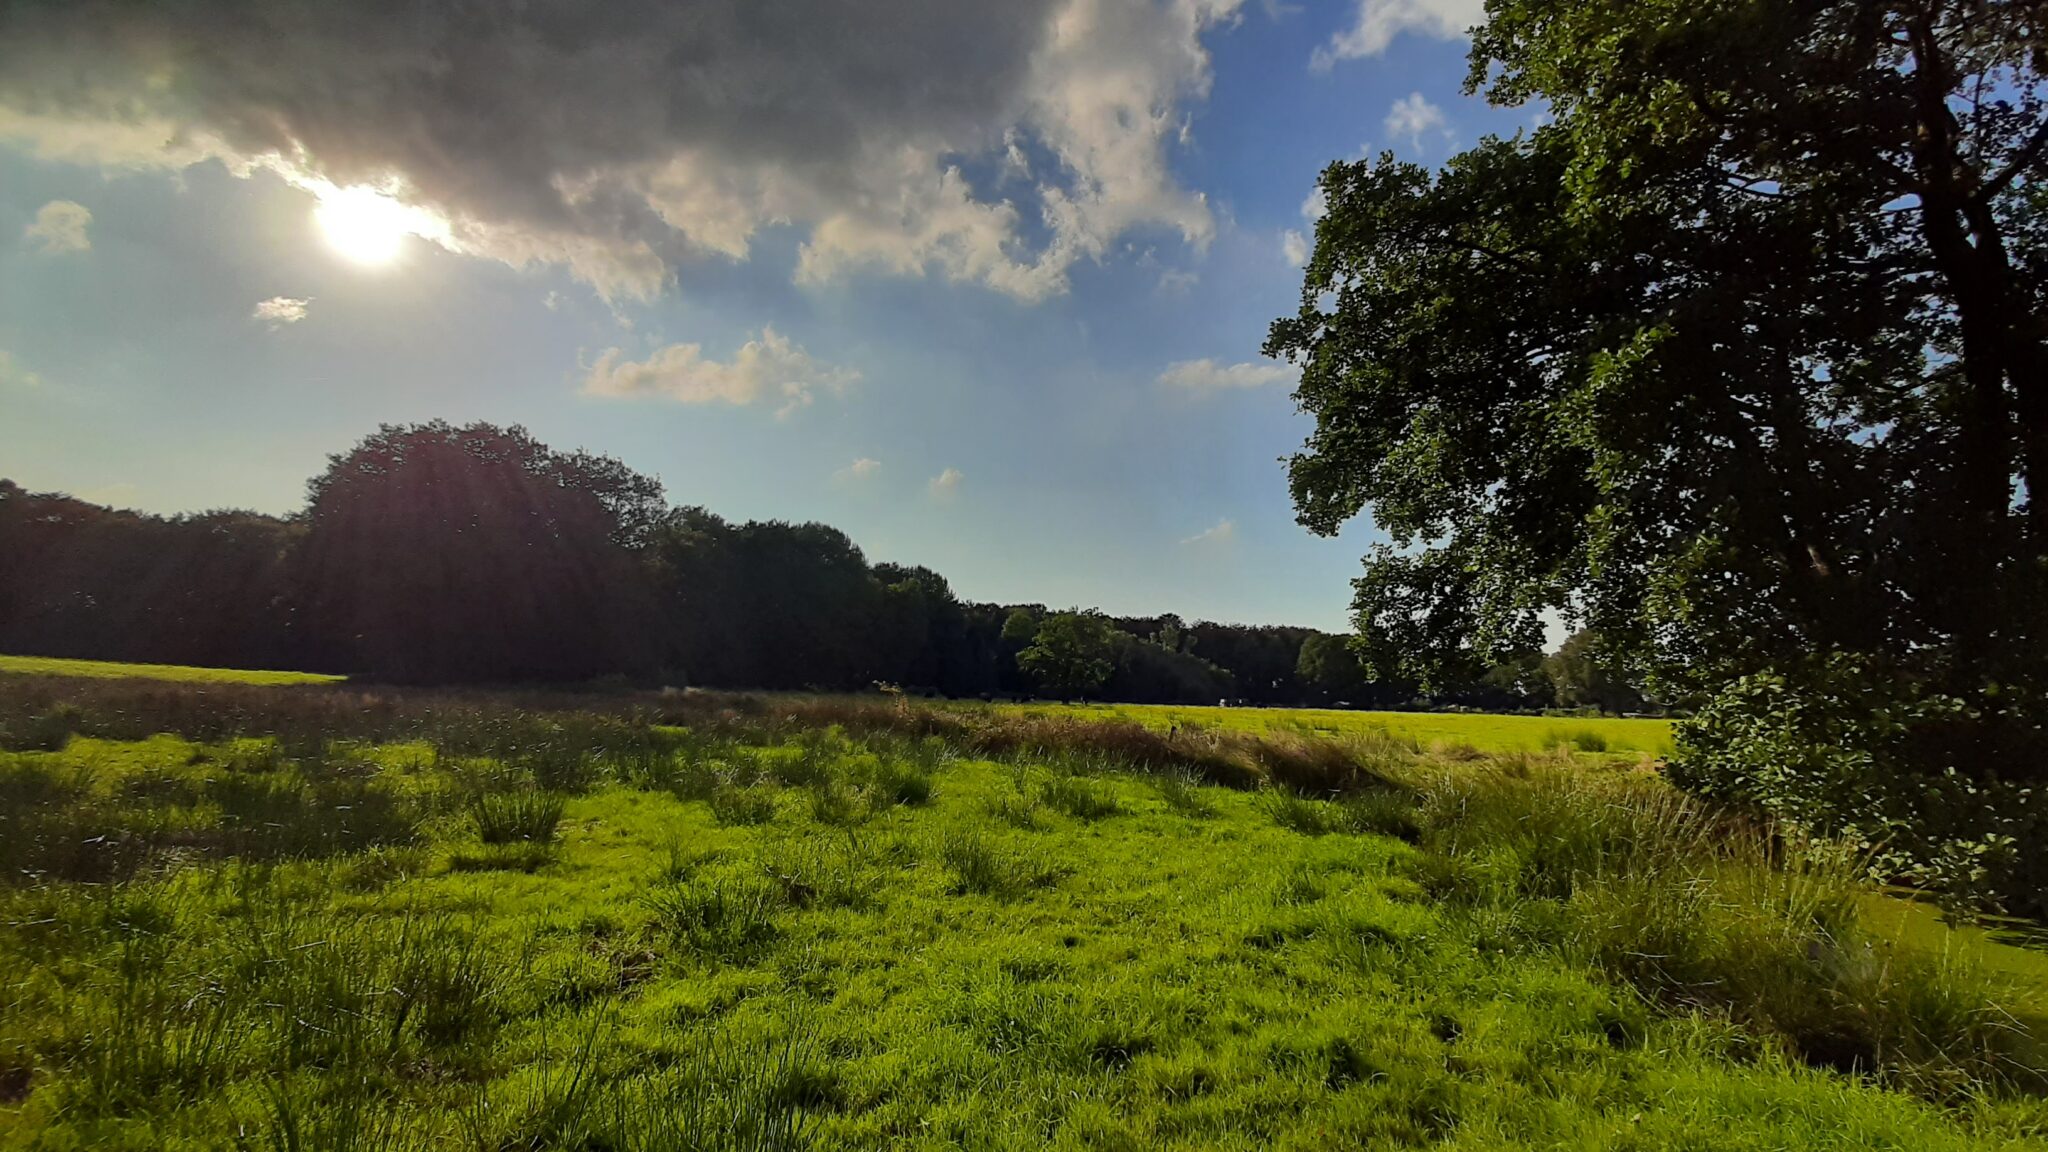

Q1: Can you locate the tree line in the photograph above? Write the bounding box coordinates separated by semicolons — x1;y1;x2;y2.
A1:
0;422;1628;710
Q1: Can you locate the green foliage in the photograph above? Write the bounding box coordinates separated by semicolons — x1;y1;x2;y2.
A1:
1016;610;1119;700
1675;658;2047;921
1543;630;1645;715
1268;0;2048;914
299;421;663;683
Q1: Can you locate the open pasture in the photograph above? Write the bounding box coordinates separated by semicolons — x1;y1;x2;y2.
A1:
0;654;345;687
997;700;1677;757
0;675;2040;1150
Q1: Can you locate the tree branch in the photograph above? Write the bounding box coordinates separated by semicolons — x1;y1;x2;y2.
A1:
1975;116;2048;205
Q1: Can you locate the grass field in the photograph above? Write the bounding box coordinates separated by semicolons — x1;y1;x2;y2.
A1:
0;655;1666;755
0;678;2042;1149
0;654;345;686
998;700;1677;756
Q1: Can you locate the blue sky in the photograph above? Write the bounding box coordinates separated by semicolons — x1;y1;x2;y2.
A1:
0;0;1517;631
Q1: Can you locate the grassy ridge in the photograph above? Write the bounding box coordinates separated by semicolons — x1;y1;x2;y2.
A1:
997;700;1677;756
0;681;2041;1148
0;655;344;686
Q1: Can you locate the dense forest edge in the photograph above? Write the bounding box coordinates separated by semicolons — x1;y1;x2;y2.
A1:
0;421;1637;714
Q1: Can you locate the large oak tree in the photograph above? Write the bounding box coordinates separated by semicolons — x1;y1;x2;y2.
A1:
1269;0;2047;912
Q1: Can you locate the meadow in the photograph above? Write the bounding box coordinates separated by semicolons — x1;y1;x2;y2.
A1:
0;655;346;687
0;667;2043;1149
993;701;1676;757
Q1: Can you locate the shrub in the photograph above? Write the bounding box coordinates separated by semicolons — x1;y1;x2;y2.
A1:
1674;657;2048;921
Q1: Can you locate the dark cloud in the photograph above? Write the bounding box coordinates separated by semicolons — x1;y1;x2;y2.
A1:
0;0;1241;300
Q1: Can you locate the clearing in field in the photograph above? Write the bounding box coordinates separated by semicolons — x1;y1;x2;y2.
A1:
0;674;2042;1149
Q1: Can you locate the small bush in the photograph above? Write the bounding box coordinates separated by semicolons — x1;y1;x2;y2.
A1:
471;789;565;844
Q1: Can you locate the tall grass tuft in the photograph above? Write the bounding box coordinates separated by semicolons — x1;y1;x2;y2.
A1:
1259;789;1342;836
939;832;1059;899
1406;763;2039;1095
1154;770;1215;818
470;788;565;844
647;874;785;958
1039;775;1122;821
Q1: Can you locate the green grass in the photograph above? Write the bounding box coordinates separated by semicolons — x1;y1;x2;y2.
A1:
0;654;344;686
0;700;2040;1149
996;700;1677;756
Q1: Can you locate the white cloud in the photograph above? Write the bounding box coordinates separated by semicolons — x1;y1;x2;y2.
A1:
24;199;91;253
1301;186;1327;221
1156;267;1200;294
0;349;45;389
929;466;964;497
1384;92;1447;150
836;457;882;483
252;296;310;327
1280;228;1308;266
1181;518;1236;545
0;0;1249;304
1157;357;1298;391
1313;0;1484;68
583;327;859;418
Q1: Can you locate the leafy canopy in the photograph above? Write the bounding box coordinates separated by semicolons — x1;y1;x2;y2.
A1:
1017;611;1119;700
1268;0;2048;912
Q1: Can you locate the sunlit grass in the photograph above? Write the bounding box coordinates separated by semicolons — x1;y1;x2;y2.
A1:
995;700;1677;756
0;685;2038;1148
0;654;344;686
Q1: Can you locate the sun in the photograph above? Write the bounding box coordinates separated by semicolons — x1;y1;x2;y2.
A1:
313;185;425;266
